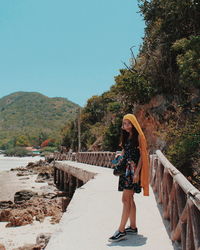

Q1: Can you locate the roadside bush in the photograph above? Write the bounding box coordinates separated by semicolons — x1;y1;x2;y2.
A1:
165;115;200;178
4;147;29;157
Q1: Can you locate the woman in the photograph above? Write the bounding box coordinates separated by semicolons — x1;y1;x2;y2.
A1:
108;113;149;242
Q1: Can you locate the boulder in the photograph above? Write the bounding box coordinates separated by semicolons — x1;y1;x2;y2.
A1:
0;209;11;221
6;212;33;227
14;190;38;204
0;200;13;209
35;172;51;183
36;233;51;248
17;172;30;176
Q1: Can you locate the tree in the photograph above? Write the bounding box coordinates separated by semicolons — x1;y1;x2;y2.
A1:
138;0;200;94
15;135;29;147
172;36;200;89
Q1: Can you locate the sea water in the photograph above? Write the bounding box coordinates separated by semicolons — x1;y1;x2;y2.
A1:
0;155;44;172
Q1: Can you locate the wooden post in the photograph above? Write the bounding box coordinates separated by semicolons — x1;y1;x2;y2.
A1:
57;169;61;187
54;167;57;185
60;170;64;190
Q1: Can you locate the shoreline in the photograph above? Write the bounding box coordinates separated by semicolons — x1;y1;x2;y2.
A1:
0;157;67;250
0;155;44;172
0;171;47;202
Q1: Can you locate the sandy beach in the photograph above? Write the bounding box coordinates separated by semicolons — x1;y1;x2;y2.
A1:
0;216;60;250
0;156;63;250
0;156;47;202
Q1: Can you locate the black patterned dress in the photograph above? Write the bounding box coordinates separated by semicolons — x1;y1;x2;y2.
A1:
118;138;141;191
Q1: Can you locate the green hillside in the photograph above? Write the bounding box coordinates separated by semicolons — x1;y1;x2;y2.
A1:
0;91;80;148
61;0;200;189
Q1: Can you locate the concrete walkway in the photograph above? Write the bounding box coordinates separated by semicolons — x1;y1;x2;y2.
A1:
46;161;179;250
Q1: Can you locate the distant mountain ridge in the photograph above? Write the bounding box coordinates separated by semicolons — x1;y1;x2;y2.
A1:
0;91;80;146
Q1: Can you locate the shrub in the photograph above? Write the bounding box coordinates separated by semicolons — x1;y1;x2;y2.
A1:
4;147;29;157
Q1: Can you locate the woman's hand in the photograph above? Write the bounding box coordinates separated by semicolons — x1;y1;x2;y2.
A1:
128;160;136;167
133;156;142;183
133;173;140;183
116;153;122;158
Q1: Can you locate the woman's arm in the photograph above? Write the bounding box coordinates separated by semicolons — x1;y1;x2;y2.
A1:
133;156;142;183
114;149;127;169
136;157;142;174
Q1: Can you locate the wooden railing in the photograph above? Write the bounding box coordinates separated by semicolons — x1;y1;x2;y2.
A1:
49;152;76;161
50;151;116;168
75;151;116;168
50;149;200;249
150;150;200;250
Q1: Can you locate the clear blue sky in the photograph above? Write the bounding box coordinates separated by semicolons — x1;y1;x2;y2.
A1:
0;0;145;107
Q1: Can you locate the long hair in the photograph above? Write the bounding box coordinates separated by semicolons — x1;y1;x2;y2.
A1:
119;124;139;149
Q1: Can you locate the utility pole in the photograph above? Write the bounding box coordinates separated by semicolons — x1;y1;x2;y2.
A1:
78;107;81;152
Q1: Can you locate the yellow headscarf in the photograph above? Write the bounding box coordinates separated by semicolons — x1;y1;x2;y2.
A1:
123;114;149;196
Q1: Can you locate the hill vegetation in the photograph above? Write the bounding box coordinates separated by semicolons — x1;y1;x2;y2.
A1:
0;1;199;189
61;0;200;189
0;91;80;150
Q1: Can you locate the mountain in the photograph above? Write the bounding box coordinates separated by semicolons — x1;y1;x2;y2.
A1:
0;91;80;147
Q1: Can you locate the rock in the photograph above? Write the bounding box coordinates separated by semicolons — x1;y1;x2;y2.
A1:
35;172;51;183
0;243;6;250
0;200;13;209
35;214;45;223
50;212;62;224
0;196;64;227
6;212;33;227
0;158;69;232
27;162;35;168
17;172;30;176
45;154;54;163
14;190;38;204
10;166;26;171
46;179;54;186
26;160;47;170
55;190;68;197
41;193;57;199
36;233;51;248
13;243;42;250
0;209;11;221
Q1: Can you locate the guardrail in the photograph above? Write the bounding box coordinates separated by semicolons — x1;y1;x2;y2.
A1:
51;149;200;248
150;150;200;250
75;151;115;168
48;151;116;168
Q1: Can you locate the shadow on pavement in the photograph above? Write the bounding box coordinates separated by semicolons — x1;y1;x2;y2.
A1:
107;234;147;247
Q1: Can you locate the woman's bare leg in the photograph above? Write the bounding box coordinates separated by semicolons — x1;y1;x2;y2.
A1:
129;196;137;228
118;189;134;232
